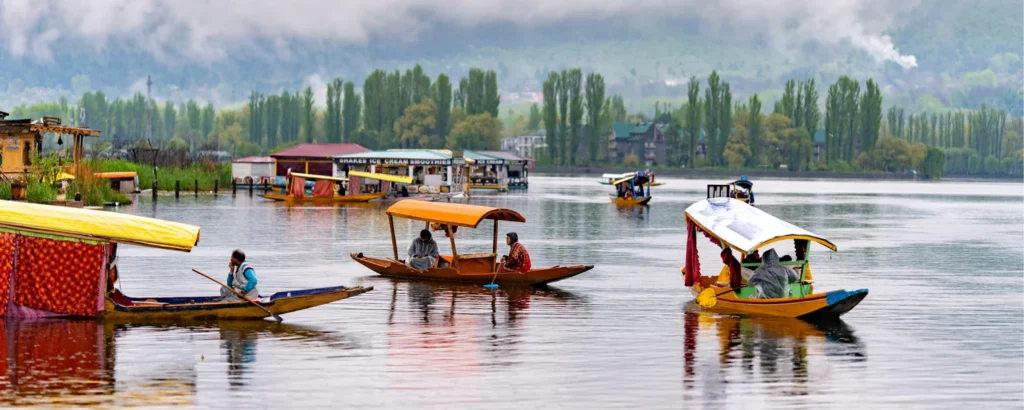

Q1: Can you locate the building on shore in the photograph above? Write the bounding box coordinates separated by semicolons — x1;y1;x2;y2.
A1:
0;115;100;176
464;150;531;190
501;131;546;160
270;143;369;177
231;156;275;183
609;122;667;166
333;149;466;197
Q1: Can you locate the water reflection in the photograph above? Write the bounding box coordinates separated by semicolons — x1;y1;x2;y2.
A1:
386;280;586;375
682;304;865;400
0;319;355;407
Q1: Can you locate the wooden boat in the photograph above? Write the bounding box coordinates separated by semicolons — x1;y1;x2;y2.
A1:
706;175;754;205
0;200;371;321
351;200;593;286
603;171;656;205
101;285;371;321
263;172;384;203
681;198;867;320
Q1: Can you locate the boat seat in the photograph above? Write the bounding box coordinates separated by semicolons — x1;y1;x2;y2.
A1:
734;283;813;299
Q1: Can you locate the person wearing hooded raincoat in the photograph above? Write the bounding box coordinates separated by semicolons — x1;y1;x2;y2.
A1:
407;229;440;271
746;249;799;299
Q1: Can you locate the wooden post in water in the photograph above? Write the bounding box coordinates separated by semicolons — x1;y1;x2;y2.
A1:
232;180;236;196
152;181;158;200
248;181;253;196
214;180;218;196
194;179;198;197
175;180;180;198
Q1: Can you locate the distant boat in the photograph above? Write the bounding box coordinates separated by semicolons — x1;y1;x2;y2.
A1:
601;170;658;206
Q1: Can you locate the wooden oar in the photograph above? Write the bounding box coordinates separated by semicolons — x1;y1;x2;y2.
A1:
192;269;282;322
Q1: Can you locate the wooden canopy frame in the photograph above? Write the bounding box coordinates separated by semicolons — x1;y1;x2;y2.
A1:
384;200;526;268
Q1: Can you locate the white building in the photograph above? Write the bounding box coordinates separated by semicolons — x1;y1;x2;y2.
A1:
501;131;546;160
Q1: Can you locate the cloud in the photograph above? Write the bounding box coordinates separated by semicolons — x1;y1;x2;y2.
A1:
0;0;918;69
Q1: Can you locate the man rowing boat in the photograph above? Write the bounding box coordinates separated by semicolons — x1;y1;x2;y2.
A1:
222;249;259;302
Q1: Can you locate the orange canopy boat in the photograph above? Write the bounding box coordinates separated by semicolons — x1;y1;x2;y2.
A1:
351;200;593;286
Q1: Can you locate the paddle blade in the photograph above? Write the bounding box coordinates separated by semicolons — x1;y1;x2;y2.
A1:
697;288;718;308
483;283;499;290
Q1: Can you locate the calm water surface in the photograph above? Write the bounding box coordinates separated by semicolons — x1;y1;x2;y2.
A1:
4;176;1022;408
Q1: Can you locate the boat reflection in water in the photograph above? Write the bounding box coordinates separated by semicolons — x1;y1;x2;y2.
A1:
0;319;352;406
682;303;866;402
386;280;586;377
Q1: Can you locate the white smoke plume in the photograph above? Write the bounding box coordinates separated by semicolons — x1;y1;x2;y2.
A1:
0;0;918;69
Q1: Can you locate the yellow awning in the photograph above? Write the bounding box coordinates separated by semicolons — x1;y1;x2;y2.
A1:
386;200;526;228
0;201;200;252
289;172;349;182
611;176;633;185
349;171;413;184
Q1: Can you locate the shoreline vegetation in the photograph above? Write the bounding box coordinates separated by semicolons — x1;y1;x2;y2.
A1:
7;65;1020;184
0;158;233;206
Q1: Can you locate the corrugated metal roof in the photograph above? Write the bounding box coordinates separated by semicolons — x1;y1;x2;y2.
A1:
463;150;500;161
477;150;528;161
271;143;369;158
233;156;274;163
336;150;454;160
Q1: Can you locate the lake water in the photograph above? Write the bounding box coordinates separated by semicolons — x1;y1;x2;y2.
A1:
3;176;1022;408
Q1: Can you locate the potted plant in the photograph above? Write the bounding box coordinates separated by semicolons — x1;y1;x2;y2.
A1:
10;175;27;200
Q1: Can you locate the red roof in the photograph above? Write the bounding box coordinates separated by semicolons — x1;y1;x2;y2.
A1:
233;156;274;163
270;143;369;159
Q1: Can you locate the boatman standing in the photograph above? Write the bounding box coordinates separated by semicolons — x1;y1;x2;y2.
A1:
223;249;259;302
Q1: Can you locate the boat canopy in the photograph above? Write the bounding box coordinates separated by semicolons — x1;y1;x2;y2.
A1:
288;172;349;182
685;198;835;254
386;200;525;228
348;171;413;184
0;201;200;252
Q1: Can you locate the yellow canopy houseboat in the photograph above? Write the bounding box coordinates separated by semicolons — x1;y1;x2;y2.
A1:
351;200;593;286
0;201;371;320
681;198;867;320
602;170;657;206
263;172;392;203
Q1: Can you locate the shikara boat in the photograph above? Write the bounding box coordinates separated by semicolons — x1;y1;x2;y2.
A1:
0;200;371;321
602;171;656;205
263;172;385;203
351;200;593;286
681;198;867;320
706;175;755;205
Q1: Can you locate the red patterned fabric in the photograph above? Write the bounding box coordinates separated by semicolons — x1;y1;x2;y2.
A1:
312;179;334;198
684;221;699;286
15;236;104;316
290;176;306;198
348;176;362;196
0;233;15;315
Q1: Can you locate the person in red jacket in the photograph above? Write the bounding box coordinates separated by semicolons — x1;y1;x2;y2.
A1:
498;232;532;273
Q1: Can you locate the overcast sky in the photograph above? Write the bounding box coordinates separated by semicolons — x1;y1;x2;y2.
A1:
0;0;918;68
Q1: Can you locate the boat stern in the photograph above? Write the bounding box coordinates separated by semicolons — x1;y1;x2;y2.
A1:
799;288;868;320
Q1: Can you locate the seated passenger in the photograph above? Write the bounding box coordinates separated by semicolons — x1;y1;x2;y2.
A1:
407;229;439;271
498;232;532;273
747;249;799;299
106;262;134;306
623;189;634;199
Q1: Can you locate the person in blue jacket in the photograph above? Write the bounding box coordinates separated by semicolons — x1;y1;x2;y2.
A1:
222;249;259;302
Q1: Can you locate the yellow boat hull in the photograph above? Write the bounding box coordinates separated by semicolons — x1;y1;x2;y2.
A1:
610;196;652;206
690;276;866;319
263;192;384;203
